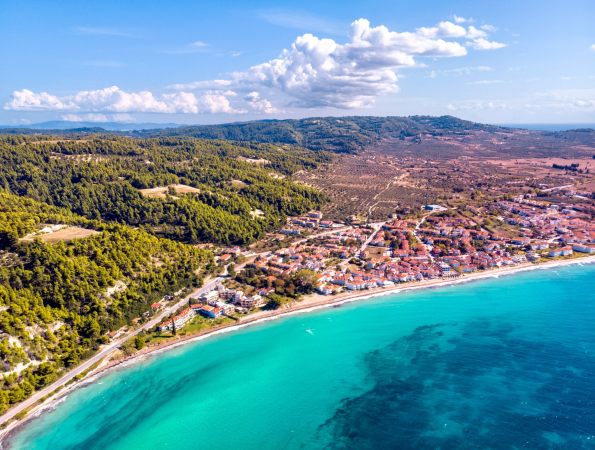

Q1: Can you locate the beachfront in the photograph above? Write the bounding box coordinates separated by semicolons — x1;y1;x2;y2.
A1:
2;254;594;445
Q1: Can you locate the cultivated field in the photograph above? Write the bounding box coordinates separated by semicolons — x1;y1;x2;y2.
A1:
295;130;595;221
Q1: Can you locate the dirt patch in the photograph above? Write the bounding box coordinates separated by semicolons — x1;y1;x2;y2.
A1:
20;225;99;243
229;180;248;189
138;184;200;199
237;156;270;166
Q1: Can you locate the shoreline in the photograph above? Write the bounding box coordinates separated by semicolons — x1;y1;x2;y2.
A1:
2;254;595;445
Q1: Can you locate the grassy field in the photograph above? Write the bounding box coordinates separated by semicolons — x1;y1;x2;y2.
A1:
20;225;99;243
138;184;201;199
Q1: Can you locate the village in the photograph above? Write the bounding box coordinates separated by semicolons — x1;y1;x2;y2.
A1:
157;186;595;334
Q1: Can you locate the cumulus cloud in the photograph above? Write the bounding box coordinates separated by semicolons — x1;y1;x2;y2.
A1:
6;16;506;114
222;18;491;108
223;17;502;109
417;21;468;38
3;86;242;114
470;37;506;50
199;92;243;113
5;89;72;110
245;91;279;113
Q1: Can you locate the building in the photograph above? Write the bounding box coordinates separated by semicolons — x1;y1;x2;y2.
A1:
193;304;223;318
159;307;194;332
238;294;266;309
200;290;220;305
423;204;447;212
572;243;595;254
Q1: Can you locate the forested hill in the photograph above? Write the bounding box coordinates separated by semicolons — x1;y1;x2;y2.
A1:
0;116;508;153
132;115;506;153
4;116;593;154
0;191;213;413
0;135;327;245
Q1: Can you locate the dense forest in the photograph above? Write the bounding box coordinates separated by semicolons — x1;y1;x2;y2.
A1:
0;135;328;245
132;116;508;153
0;116;510;153
0;192;213;413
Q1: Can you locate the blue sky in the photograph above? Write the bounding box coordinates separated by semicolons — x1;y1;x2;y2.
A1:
1;0;594;125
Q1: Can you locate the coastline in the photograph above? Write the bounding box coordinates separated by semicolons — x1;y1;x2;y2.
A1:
2;254;595;445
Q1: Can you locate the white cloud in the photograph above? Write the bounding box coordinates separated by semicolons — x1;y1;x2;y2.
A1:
6;17;506;114
591;44;595;51
190;41;208;48
61;113;110;122
60;113;135;122
223;18;480;108
199;92;244;113
4;86;245;115
68;86;199;113
447;100;508;111
4;89;72;110
466;26;487;39
452;15;468;24
533;89;595;111
5;86;219;114
245;92;279;113
470;37;506;50
430;65;494;77
480;24;497;33
417;21;468;38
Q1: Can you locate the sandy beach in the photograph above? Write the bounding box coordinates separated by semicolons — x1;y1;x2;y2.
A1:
2;254;595;444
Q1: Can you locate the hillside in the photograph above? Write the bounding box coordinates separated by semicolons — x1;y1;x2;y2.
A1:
0;192;213;413
3;116;593;155
0;135;328;245
131;115;506;153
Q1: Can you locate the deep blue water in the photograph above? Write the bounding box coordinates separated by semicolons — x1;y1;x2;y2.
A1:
6;264;595;449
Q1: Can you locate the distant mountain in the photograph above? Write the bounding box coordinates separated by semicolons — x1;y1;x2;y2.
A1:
0;120;181;131
2;115;592;154
132;115;509;153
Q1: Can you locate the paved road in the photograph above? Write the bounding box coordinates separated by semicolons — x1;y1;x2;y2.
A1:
0;277;222;429
413;213;440;262
232;227;353;270
357;222;387;256
292;226;353;247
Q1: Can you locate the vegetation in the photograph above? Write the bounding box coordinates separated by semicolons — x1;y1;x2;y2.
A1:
235;264;318;298
0;192;212;413
133;115;507;153
0;135;327;245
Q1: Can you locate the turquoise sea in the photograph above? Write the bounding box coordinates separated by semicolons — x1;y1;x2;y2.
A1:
6;264;595;449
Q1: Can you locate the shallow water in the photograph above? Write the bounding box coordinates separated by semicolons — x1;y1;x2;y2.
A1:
7;264;595;449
